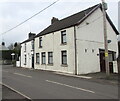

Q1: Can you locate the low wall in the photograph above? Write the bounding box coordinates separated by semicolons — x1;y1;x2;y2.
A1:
16;61;20;67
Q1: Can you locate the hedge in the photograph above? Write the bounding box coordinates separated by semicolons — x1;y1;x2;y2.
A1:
0;50;20;60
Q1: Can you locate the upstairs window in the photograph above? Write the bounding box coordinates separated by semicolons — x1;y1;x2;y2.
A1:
24;55;27;65
41;52;46;64
31;40;34;50
36;53;40;64
61;31;67;44
39;37;42;48
24;43;26;52
48;52;53;64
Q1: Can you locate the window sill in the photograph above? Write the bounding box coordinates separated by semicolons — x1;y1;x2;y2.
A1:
60;43;67;46
61;64;68;67
41;64;46;65
47;64;53;66
36;63;40;65
39;46;42;48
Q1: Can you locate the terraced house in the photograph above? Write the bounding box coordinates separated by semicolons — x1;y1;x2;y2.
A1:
21;32;36;69
21;4;119;74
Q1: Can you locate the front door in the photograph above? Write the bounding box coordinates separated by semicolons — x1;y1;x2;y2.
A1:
32;54;34;69
99;49;114;73
99;50;106;72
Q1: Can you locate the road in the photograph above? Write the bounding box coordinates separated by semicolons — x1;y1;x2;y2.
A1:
1;65;119;100
2;85;30;100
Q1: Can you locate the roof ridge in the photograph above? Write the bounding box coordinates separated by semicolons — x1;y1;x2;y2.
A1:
59;3;101;22
35;3;101;38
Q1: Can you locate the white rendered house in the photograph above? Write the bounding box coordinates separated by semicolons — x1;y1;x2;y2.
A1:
20;32;35;69
21;4;119;74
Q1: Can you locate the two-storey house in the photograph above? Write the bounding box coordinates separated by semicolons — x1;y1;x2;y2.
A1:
21;32;36;69
33;4;119;74
20;4;119;74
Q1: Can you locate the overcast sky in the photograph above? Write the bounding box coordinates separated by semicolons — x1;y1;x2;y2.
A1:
0;0;119;46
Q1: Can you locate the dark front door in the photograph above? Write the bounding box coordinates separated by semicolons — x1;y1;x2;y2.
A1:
32;54;34;69
99;50;106;72
99;49;114;73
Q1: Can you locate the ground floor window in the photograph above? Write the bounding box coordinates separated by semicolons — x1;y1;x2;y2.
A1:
24;55;26;65
61;50;67;65
36;53;40;64
48;52;53;64
41;52;46;64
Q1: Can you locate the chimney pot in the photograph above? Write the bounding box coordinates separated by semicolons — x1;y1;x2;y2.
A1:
51;17;59;24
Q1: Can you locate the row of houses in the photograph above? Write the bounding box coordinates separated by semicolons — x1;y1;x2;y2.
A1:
20;4;119;75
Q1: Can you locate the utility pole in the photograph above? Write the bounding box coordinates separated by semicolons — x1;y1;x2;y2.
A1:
101;0;110;76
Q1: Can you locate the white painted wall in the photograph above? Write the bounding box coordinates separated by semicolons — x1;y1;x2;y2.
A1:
21;41;34;69
76;8;118;74
34;27;76;74
16;61;20;67
21;7;118;75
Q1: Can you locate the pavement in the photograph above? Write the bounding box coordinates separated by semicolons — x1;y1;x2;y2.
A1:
2;85;30;101
54;71;119;85
1;65;119;100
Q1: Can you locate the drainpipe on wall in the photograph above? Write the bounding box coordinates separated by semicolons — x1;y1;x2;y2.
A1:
20;45;22;67
32;38;35;69
74;26;77;75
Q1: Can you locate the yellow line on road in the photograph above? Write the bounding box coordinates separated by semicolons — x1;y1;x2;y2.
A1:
46;80;95;94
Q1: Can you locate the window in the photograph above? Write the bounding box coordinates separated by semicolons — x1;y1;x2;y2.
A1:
39;37;42;48
61;31;67;44
24;55;26;65
25;43;26;52
48;52;53;64
109;53;113;62
85;49;87;53
109;52;116;62
61;51;67;65
41;52;46;64
92;49;94;53
36;53;40;64
31;40;34;50
112;52;116;61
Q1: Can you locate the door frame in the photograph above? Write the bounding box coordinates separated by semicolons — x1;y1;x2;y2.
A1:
99;49;116;73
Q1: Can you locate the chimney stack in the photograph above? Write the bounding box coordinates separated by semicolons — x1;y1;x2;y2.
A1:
2;42;5;46
51;17;59;24
28;32;36;39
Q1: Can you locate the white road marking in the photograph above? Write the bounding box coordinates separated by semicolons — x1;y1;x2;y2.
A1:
0;82;31;100
0;70;9;73
55;72;92;79
46;80;95;94
14;73;32;78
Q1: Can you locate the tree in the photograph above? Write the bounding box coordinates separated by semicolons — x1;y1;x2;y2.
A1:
13;42;21;61
2;42;5;46
8;43;14;50
14;42;18;48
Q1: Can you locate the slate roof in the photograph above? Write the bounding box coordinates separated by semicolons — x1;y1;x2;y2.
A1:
35;4;100;37
21;33;36;44
21;36;34;44
21;3;119;44
35;3;119;38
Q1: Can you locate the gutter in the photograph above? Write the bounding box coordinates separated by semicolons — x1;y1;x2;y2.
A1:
74;26;77;75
